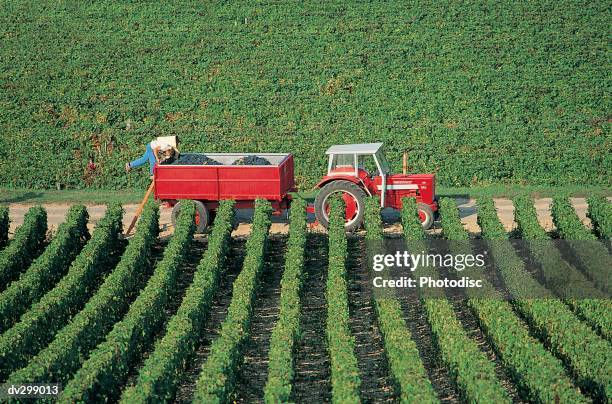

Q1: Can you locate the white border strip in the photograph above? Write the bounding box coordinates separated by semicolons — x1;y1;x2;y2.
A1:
377;184;419;190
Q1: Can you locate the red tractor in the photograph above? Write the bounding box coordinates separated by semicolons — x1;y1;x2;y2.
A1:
313;143;438;231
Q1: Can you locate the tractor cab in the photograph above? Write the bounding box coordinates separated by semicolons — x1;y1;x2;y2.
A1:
314;142;438;231
325;143;391;206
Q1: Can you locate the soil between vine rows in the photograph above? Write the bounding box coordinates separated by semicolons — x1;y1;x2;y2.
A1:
554;240;598;287
435;238;525;402
116;238;167;321
85;238;168;401
511;240;546;285
346;235;397;403
174;237;247;403
233;236;287;402
396;280;460;402
443;288;525;403
385;231;461;402
292;232;332;403
122;238;208;394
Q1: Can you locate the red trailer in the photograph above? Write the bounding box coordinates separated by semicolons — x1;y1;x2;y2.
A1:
154;153;295;233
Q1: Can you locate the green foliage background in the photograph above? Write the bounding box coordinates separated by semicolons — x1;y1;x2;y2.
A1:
0;0;609;190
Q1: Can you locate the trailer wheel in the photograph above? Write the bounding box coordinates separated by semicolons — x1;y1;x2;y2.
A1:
417;202;434;230
315;180;366;232
172;200;209;234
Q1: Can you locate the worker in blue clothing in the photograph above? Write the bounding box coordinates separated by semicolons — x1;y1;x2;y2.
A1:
126;138;178;177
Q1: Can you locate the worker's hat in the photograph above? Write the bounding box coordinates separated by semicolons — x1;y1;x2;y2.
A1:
157;136;179;154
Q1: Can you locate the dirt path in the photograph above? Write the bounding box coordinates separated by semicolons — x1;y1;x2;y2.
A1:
5;198;594;239
453;197;592;234
4;204;290;238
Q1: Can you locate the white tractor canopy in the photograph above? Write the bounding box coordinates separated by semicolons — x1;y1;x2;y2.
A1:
325;142;384;155
325;143;389;207
325;143;390;176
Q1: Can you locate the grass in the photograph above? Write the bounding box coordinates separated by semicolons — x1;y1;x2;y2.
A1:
436;184;611;199
0;188;144;205
0;184;609;205
1;1;609;190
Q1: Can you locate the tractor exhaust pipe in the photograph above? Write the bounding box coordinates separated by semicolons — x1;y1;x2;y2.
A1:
402;151;407;175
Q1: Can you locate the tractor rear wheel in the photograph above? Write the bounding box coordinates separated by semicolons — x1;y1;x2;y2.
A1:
417;202;434;230
172;200;209;234
314;180;366;232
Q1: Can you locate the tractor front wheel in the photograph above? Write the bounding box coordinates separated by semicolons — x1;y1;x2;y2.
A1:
314;180;366;232
171;200;209;234
417;202;434;230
